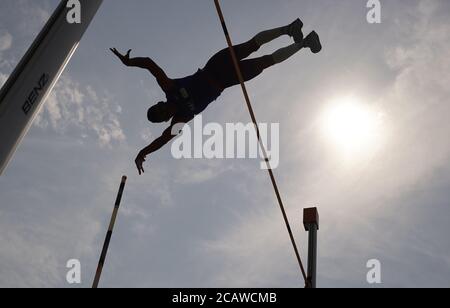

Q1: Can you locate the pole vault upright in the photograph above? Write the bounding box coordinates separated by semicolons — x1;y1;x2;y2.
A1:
0;0;103;175
303;207;319;288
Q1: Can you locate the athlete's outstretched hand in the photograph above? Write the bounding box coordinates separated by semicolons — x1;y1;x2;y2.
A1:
135;152;146;175
110;48;132;66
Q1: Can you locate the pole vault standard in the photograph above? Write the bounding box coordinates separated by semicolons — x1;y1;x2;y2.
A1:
0;0;103;175
303;208;319;288
92;176;127;289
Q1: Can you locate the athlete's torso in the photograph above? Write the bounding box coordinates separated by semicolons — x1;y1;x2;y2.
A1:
165;69;223;118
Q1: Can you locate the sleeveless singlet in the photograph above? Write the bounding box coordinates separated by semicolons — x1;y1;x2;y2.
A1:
165;69;223;118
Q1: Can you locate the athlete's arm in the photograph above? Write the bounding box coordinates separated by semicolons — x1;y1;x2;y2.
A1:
110;48;174;91
135;115;193;175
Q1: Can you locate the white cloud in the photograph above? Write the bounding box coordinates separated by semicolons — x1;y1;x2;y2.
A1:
0;223;59;287
34;75;126;147
368;0;450;195
0;30;13;75
0;30;13;52
174;159;236;185
17;1;51;36
200;205;302;287
0;209;103;287
140;127;154;142
0;73;8;88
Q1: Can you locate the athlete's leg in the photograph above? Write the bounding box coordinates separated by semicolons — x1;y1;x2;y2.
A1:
240;42;305;82
208;42;305;88
205;18;304;69
239;55;276;83
254;18;304;47
203;20;315;90
233;18;304;60
272;43;303;64
204;38;259;69
272;31;322;63
235;30;322;84
203;41;260;85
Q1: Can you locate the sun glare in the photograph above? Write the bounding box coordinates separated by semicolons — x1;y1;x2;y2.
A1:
321;96;384;158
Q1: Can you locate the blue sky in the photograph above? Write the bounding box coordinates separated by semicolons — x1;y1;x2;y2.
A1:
0;0;450;287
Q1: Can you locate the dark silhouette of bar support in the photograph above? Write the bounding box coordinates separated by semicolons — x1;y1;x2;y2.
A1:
303;207;319;288
92;175;127;288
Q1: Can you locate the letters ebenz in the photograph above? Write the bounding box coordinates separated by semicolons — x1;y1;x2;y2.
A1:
22;73;50;115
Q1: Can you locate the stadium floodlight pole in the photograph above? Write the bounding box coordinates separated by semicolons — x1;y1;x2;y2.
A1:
0;0;103;175
303;207;319;288
93;176;127;289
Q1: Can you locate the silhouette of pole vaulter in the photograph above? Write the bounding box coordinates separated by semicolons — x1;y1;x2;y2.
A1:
111;19;322;175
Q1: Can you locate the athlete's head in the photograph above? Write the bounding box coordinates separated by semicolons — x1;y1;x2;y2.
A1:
147;101;175;123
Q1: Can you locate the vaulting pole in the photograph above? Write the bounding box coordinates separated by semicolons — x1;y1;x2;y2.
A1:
92;176;127;289
213;0;308;284
303;208;319;288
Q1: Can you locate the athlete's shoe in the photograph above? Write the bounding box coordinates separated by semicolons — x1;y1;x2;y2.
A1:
303;31;322;54
287;18;304;44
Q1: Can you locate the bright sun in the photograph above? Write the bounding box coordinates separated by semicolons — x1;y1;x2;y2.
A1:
321;96;384;158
